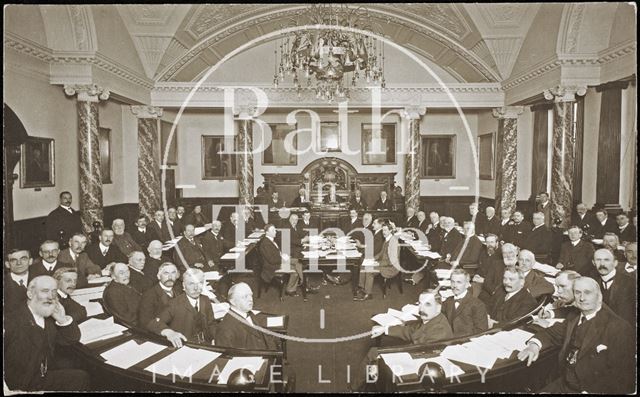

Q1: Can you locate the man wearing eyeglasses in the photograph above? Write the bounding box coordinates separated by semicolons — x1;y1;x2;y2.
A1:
30;241;64;281
4;248;33;314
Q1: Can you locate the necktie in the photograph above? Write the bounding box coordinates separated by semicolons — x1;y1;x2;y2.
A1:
194;300;199;312
19;279;25;288
602;279;612;290
577;314;586;326
166;290;173;298
454;300;460;309
102;248;108;256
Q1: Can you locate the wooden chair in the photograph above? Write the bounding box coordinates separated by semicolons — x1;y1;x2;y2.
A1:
379;272;404;299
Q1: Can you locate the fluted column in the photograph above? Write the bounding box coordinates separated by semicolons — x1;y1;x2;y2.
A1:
543;85;586;228
237;110;254;206
131;106;163;218
64;84;110;234
492;106;523;215
402;106;426;211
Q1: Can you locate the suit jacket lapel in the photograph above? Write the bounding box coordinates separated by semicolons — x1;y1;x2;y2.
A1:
578;309;607;359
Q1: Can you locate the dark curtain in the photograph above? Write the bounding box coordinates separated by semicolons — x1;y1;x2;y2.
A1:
596;88;622;204
530;103;552;204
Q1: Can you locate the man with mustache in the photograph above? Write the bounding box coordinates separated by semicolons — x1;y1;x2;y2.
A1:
442;269;488;336
538;270;581;320
86;228;127;269
5;275;89;391
516;249;555;299
53;267;87;323
30;240;64;281
58;233;102;288
592;248;635;325
487;267;538;327
45;191;83;249
102;262;141;326
556;226;596;276
617;242;636;275
138;262;183;328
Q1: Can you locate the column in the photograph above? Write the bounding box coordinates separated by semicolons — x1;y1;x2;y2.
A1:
64;84;110;234
492;106;523;215
402;106;426;212
543;85;586;227
237;111;254;206
131;106;163;218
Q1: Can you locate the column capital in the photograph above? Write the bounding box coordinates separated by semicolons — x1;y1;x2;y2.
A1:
492;106;524;119
401;106;426;120
130;106;163;119
64;84;110;102
233;104;257;120
543;85;587;102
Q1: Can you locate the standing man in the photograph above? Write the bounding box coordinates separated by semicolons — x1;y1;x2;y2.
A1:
46;191;83;248
537;192;552;227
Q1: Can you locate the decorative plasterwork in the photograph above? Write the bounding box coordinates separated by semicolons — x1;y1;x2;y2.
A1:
557;4;586;54
401;106;427;120
543;85;587;102
64;84;110;102
67;5;96;52
484;37;522;79
184;4;268;39
492;106;523;119
130;105;163;118
128;5;174;25
131;35;174;78
372;3;472;40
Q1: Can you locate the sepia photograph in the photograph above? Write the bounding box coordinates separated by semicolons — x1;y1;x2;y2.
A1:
3;3;637;395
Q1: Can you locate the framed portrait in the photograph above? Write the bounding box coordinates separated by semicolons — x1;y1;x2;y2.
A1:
319;121;340;152
201;135;239;180
160;120;178;166
421;135;456;179
361;123;396;165
478;132;495;180
98;127;112;184
263;123;297;165
20;137;55;188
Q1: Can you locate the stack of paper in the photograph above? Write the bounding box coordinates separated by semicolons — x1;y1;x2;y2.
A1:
434;269;452;279
414;356;465;378
87;276;112;285
342;250;362;258
421;251;442;259
78;317;128;345
71;285;106;298
230;246;246;252
302;251;321;259
387;308;417;322
361;259;378;268
220;252;241;260
401;304;419;316
379;352;421;377
217;357;265;384
462;338;512;361
533;262;560;276
371;313;403;327
145;346;222;377
325;254;346;260
80;301;104;317
308;235;325;244
101;340;166;369
212;302;231;319
267;316;284;327
441;344;498;369
204;271;223;281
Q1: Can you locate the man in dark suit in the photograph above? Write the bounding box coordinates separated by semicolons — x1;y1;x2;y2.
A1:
167;207;184;237
615;212;636;243
349;189;368;212
5;275;89;391
45;191;83;249
221;212;243;249
340;209;362;234
148;268;217;347
243;206;263;234
138;262;183;329
482;206;501;237
281;215;306;295
299;209;320;232
86;229;127;269
538;270;581;320
58;233;102;288
131;214;154;248
267;191;284;210
498;208;513;242
439;217;464;260
127;251;155;294
258;223;302;296
476;242;518;304
450;222;484;274
573;203;597;236
536;192;552;227
617;242;637;275
200;220;226;269
556;226;596;276
602;232;626;262
425;212;443;252
402;207;419;228
102;262;142;326
290;188;311;208
517;249;555;299
487;267;538;326
373;191;393;211
473;234;503;298
173;224;209;272
592;209;617;239
466;203;487;236
53;267;87;323
592;248;635;325
442;269;488;337
523;212;553;263
415;211;429;234
505;210;531;248
30;240;65;281
144;240;171;278
4;248;32;314
111;218;142;257
518;277;635;393
149;209;172;243
355;222;400;301
184;205;210;228
216;282;280;350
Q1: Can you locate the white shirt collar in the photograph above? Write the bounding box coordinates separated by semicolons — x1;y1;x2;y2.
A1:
28;305;45;329
186;295;199;308
505;287;521;301
159;283;174;293
453;289;467;301
581;307;601;322
138;226;146;232
57;289;68;299
69;249;78;261
42;260;57;271
60;205;72;212
600;219;607;226
129;266;144;275
99;243;109;252
624;263;636;272
10;272;29;285
532;224;543;230
571;239;580;246
601;269;616;283
230;306;252;323
619;223;629;230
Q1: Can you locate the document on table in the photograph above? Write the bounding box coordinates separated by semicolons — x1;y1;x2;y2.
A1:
342;250;362;258
462;338;512;360
101;340;166;369
325;254;346;260
87;276;112;284
387;308;417;322
217;357;265;384
361;259;378;268
220;252;241;260
302;251;321;259
533;262;560;276
267;316;284;327
82;301;104;317
401;304;419;316
79;317;127;345
371;313;403;327
422;251;441;259
441;344;498;369
414;356;465;378
248;232;264;239
380;352;421;377
71;285;106;297
145;346;222;377
434;269;452;278
204;271;223;281
230;246;246;252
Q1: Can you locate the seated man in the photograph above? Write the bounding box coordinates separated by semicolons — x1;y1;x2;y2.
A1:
573;202;596;234
602;232;626;262
53;267;87;323
518;277;634;393
138;262;183;328
475;242;519;303
5;275;89;391
353;290;453;391
556;226;596;276
538;270;581;320
487;267;538;327
200;220;226;269
442;269;488;337
102;262;142;326
617;242;636;275
402;207;419;228
473;233;502;293
592;209;616;239
173;224;209;272
184;205;210;229
341;209;361;234
592;248;635;325
290;188;311;208
58;233;102;288
148;268;216;347
30;240;64;280
282;214;309;295
373;191;393;211
482;206;501;237
267;191;284;210
86;228;127;269
167;207;184;237
144;240;171;280
515;249;555;299
112;218;142;257
615;212;635;244
131;214;154;248
4;248;32;314
127;250;154;294
258;224;301;297
449;222;484;273
349;189;368;212
216;282;280;350
415;211;429;234
523;212;553;263
354;221;400;301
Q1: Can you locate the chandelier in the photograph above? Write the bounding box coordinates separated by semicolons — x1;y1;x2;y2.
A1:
273;5;386;102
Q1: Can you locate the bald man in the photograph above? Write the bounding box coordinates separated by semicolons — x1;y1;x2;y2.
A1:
519;277;634;393
617;242;636;275
516;249;555;299
103;262;141;326
112;218;142;257
592;248;635;325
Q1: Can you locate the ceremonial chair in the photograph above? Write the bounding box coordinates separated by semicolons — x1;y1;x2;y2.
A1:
255;253;293;302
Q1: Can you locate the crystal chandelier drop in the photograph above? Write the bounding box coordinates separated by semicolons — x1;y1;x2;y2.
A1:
273;5;386;102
